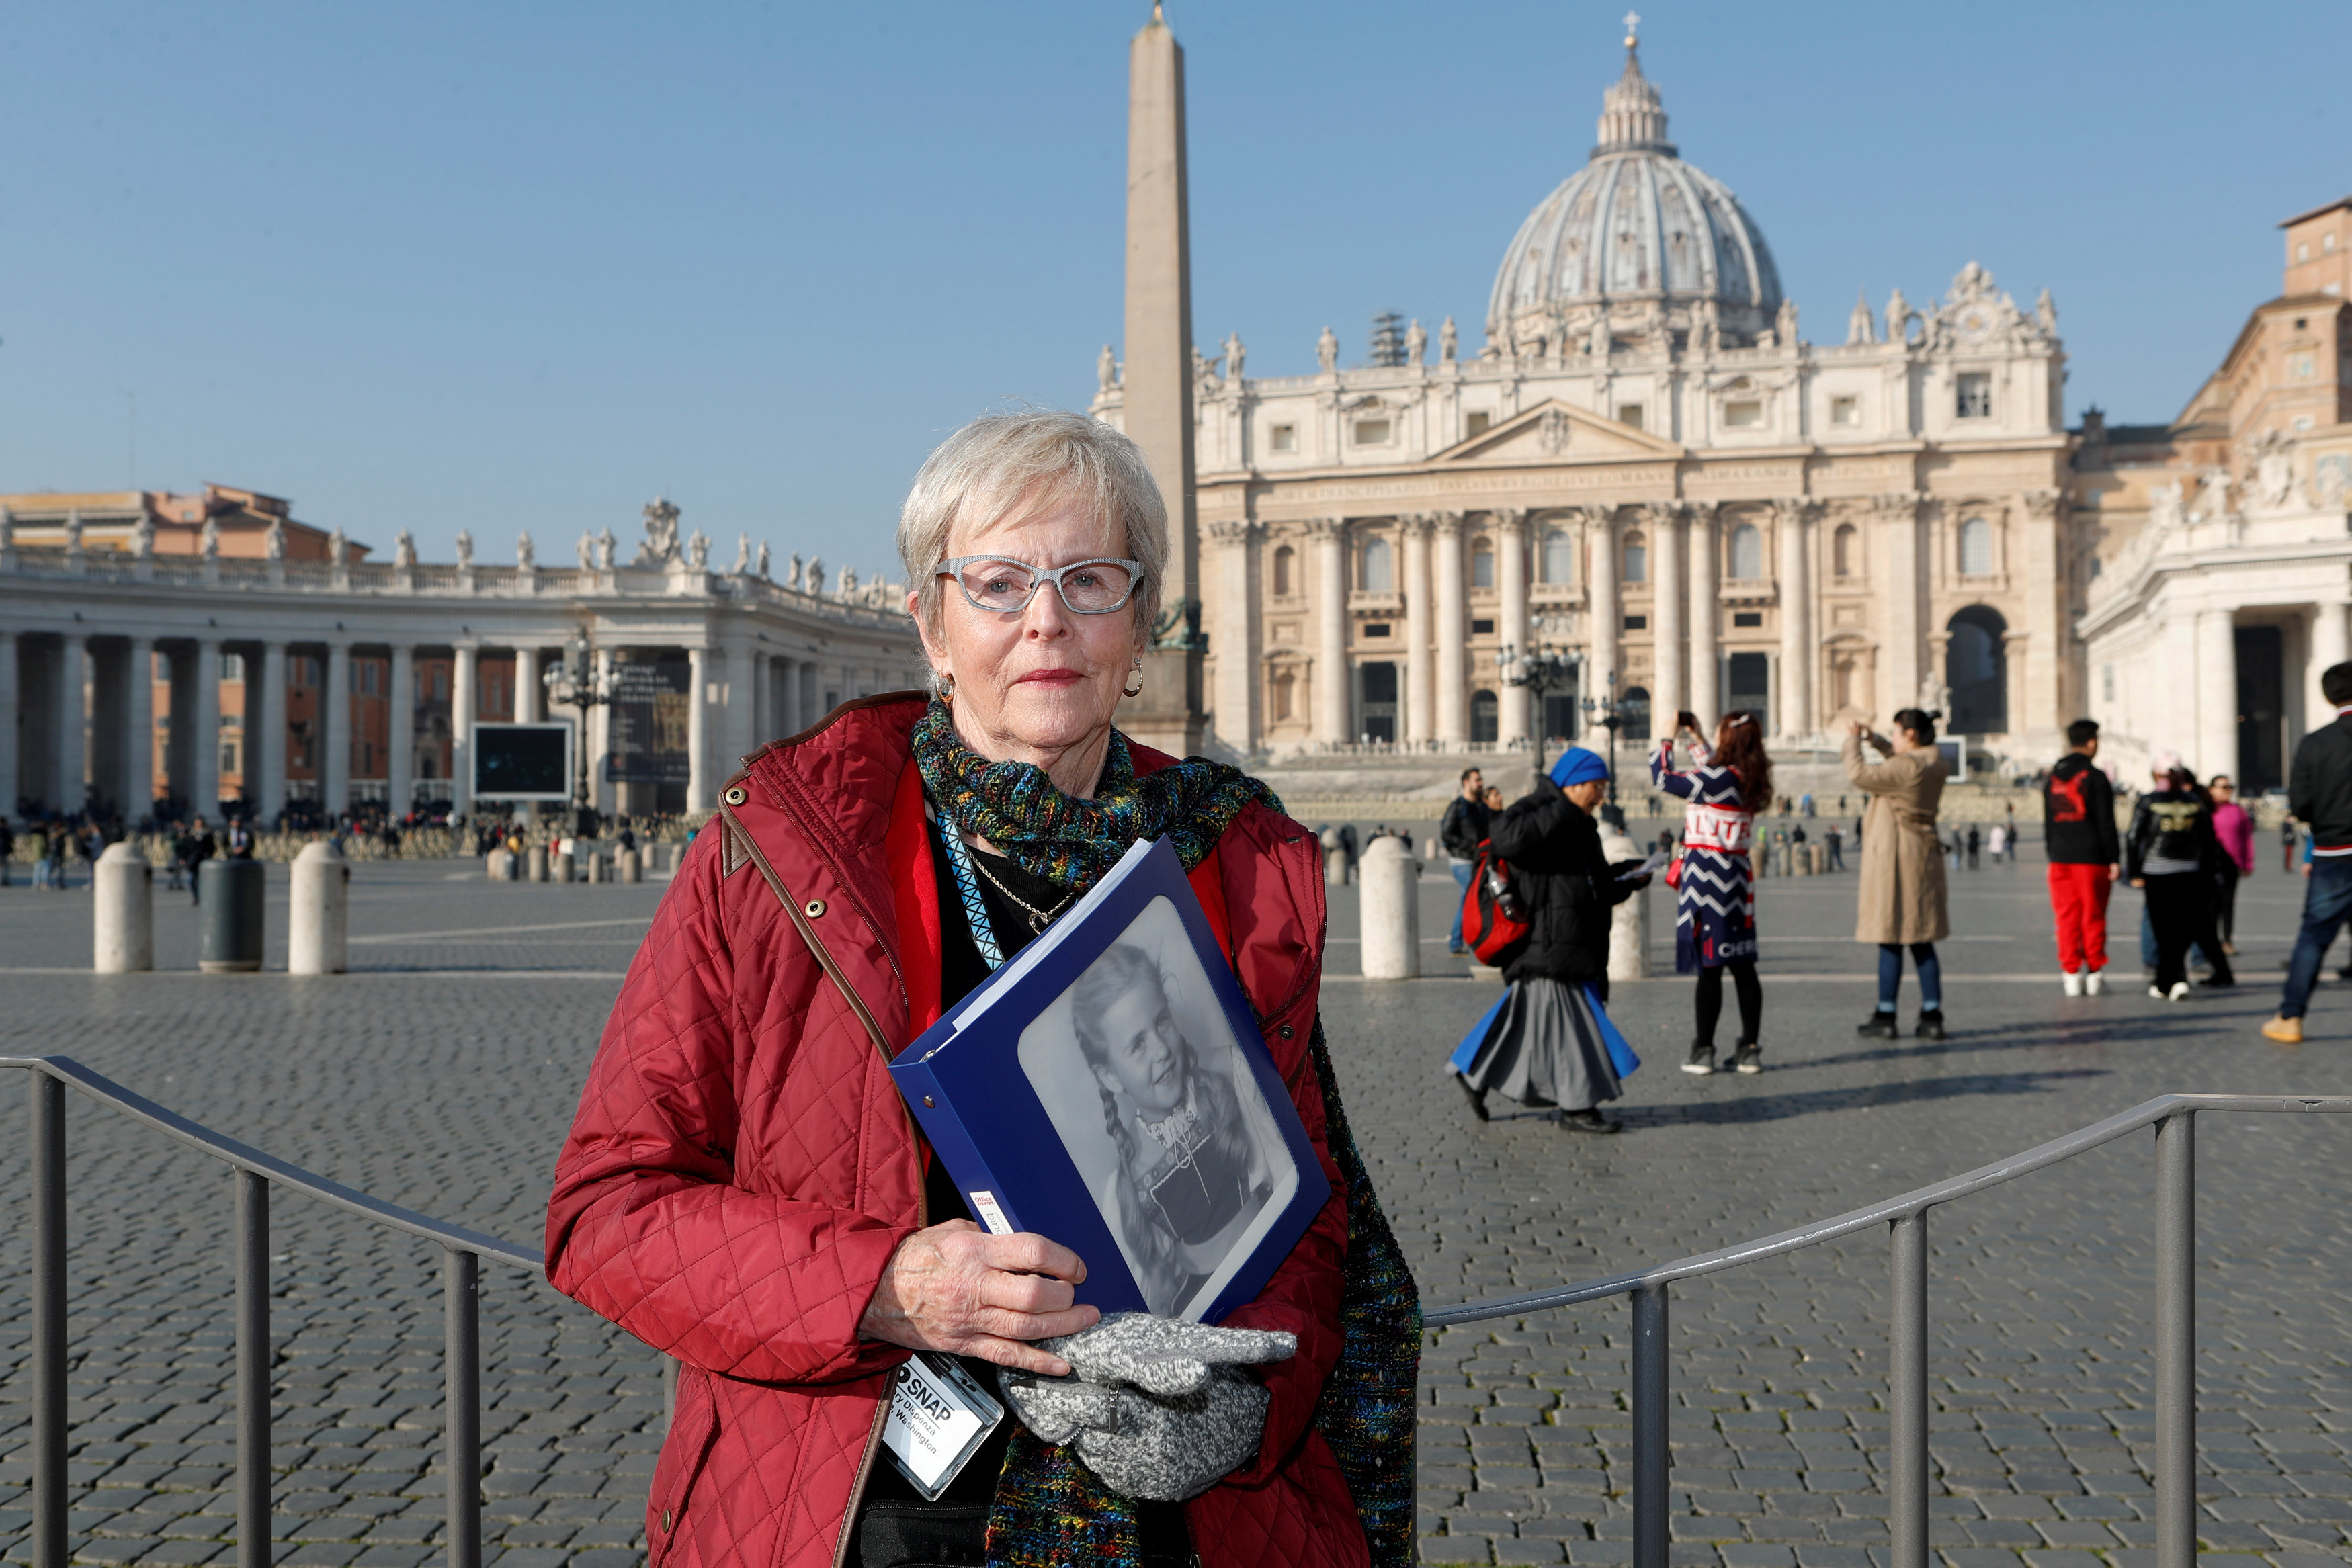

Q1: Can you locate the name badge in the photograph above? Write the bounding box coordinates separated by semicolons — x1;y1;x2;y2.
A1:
881;1352;1004;1501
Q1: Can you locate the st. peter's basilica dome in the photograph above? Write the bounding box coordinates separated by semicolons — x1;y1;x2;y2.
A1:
1486;30;1782;356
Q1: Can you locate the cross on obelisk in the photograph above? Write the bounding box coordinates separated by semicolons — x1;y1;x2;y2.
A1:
1120;1;1206;754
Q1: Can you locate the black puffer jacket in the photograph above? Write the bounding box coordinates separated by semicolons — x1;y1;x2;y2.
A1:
2124;787;2221;881
1488;777;1647;986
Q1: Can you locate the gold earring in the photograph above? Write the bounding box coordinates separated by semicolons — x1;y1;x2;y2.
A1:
1122;662;1144;699
937;672;955;702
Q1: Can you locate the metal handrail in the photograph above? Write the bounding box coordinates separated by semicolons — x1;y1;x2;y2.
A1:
6;1055;543;1568
1423;1093;2352;1568
15;1060;2345;1568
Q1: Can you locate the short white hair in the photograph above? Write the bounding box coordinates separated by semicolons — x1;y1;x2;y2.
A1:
896;410;1168;686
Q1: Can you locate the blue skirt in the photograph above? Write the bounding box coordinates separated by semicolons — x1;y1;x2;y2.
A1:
1675;848;1759;973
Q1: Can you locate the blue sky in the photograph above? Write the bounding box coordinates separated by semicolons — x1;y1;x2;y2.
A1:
5;1;2347;567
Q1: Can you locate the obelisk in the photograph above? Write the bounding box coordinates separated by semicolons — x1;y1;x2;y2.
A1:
1119;1;1206;755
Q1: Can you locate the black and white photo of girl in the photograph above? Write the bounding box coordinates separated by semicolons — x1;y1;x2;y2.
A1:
1017;898;1296;1319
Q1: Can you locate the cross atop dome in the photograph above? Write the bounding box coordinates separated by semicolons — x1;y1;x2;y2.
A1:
1596;14;1671;155
1623;10;1640;48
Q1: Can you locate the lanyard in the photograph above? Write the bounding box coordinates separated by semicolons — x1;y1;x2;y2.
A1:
934;815;1007;972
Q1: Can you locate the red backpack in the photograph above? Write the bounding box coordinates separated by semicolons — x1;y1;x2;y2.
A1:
1460;840;1531;965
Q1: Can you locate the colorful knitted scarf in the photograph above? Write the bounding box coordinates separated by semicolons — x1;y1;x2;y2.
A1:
911;699;1279;887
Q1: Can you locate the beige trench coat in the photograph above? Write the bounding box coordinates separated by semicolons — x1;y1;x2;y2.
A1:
1843;733;1950;944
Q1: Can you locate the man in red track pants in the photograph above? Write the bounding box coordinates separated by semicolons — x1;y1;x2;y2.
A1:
2044;719;2122;994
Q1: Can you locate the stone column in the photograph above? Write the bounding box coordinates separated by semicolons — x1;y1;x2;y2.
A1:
1308;519;1349;744
687;646;710;811
515;648;543;722
1777;500;1814;740
193;638;221;820
165;645;193;806
1400;515;1433;746
450;644;476;818
593;646;616;814
388;645;415;819
2003;632;2030;741
1124;7;1198;616
1207;519;1259;752
1432;513;1468;746
0;634;17;819
57;634;87;813
2195;608;2238;784
773;656;796;735
323;642;351;816
1875;494;1923;717
1495;509;1531;748
125;638;154;818
2312;600;2351;728
1581;508;1618;744
259;642;289;823
1687;504;1719;723
1648;503;1684;726
724;643;757;777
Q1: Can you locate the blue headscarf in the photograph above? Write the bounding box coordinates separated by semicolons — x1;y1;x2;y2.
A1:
1548;747;1610;787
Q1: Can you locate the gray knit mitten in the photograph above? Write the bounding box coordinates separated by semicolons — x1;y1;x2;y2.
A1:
998;1313;1297;1501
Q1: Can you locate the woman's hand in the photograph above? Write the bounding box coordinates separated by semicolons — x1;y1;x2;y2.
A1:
1845;717;1866;740
2129;877;2145;889
859;1220;1100;1376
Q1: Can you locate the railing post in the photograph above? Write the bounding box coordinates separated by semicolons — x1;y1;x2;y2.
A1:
445;1248;482;1568
31;1072;66;1568
2156;1113;2196;1568
1631;1283;1669;1568
1890;1210;1929;1568
236;1171;271;1568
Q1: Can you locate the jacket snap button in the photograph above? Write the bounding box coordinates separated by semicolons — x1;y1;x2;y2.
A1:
722;785;746;806
661;1508;673;1532
804;898;826;919
1277;1025;1294;1039
923;1095;935;1108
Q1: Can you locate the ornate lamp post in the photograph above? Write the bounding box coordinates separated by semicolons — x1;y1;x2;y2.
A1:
1497;611;1583;793
1580;671;1630;829
542;629;612;837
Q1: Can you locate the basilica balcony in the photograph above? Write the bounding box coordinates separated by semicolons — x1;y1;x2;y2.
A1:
1347;590;1404;613
1719;580;1780;608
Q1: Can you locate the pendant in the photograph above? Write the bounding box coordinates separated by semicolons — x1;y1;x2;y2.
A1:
1028;909;1052;934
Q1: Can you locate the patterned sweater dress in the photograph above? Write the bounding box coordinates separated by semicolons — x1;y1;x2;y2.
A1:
1651;738;1759;973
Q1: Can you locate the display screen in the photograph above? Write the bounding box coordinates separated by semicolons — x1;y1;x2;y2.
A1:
474;723;573;800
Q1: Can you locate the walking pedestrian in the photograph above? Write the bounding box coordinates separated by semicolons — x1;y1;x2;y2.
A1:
2044;720;2121;994
179;816;216;904
1440;767;1493;955
1653;709;1769;1075
1456;749;1652;1133
2265;662;2352;1042
1987;822;2008;864
1845;711;1951;1040
2282;817;2300;874
2208;775;2254;955
1825;823;1846;870
1965;825;1982;869
33;824;60;890
2127;763;2235;1000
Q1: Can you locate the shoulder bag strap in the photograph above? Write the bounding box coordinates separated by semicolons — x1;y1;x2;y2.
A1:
714;793;895;1065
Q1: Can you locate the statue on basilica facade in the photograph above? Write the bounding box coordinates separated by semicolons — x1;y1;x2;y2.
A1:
201;518;220;562
757;540;771;579
265;519;286;562
1775;298;1799;347
131;515;154;558
806;556;824;596
2034;288;2058;336
394;529;417;569
515;531;534;570
734;532;752;574
597;526;617;569
1097;344;1118;393
1222;331;1245;380
576;531;595;570
1846;290;1876;345
2148;480;2185;533
1586;310;1612;357
638;497;681;565
1439;316;1458;363
839;565;859;596
330;527;349;567
686;530;709;572
1316;326;1339;374
790;551;804;591
1405;318;1427;367
1886;288;1915;345
454;529;474;569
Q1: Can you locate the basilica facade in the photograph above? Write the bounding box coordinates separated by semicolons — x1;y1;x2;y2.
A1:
1095;34;2074;765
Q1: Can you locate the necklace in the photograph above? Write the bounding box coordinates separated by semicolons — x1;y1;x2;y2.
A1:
966;846;1076;934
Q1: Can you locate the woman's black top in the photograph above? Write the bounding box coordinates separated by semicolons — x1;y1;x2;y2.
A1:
850;820;1190;1568
2124;787;2220;881
1488;776;1644;986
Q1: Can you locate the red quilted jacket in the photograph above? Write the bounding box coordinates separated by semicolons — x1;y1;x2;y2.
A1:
545;695;1366;1568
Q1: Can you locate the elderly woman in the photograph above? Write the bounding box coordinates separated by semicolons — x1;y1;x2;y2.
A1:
545;410;1417;1568
1844;710;1951;1040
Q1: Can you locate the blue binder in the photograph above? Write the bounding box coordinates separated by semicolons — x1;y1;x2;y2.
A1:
890;838;1331;1324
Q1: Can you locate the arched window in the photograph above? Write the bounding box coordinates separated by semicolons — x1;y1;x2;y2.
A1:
1471;536;1495;589
1958;517;1993;577
1620;686;1652;744
1540;527;1574;584
1833;523;1857;578
1269;670;1294;722
1947;605;2009;734
1360;536;1393;591
1470;689;1499;744
1729;523;1763;580
1622;531;1648;583
1272;545;1294;597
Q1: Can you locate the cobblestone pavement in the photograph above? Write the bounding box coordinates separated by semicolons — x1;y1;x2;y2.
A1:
1;829;2349;1568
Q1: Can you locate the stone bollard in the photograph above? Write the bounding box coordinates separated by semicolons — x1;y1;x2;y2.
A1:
1779;840;1794;877
554;850;576;883
527;845;549;883
198;859;267;974
1599;829;1649;982
586;853;605;884
289;840;351;976
94;842;155;973
620;846;643;883
1794;841;1813;877
1359;837;1420;979
1754;838;1769;879
1320;828;1347;887
1810;842;1826;875
486;848;507;881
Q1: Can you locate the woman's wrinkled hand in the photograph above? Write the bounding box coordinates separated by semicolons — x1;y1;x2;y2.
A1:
857;1219;1100;1376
